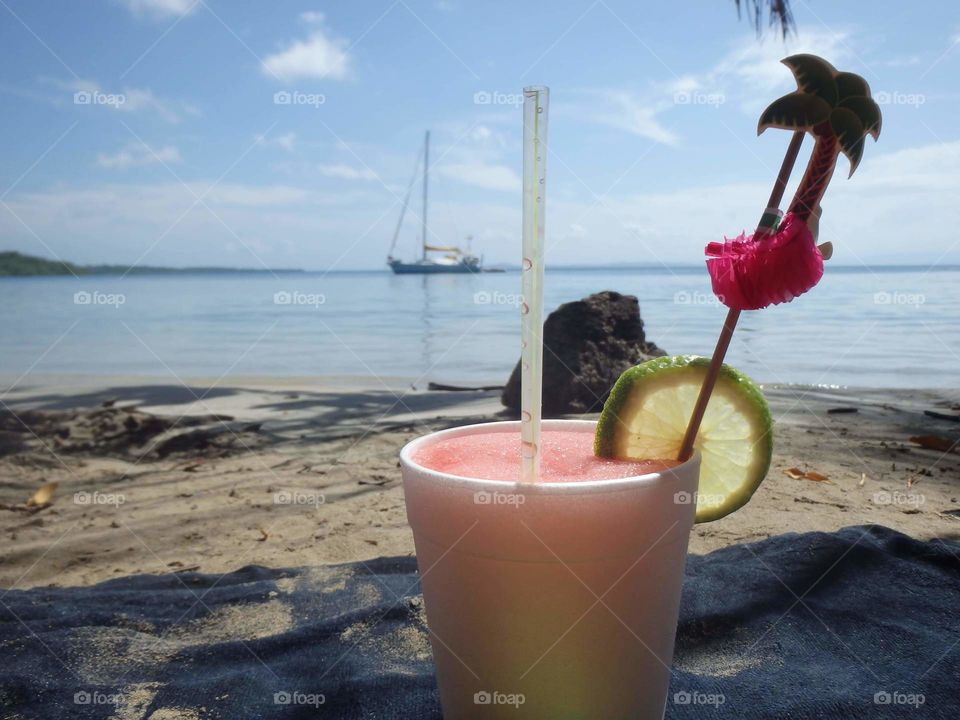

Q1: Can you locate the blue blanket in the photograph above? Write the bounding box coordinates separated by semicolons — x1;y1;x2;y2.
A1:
1;525;957;718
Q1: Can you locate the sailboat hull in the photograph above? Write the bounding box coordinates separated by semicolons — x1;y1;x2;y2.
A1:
388;259;480;274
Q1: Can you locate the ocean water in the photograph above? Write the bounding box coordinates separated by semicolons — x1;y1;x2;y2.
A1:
1;266;957;388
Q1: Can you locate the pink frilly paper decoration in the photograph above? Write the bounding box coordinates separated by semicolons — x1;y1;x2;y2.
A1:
705;212;823;311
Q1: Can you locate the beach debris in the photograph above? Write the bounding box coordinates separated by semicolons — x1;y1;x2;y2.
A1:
924;410;960;423
793;496;847;509
359;474;392;486
0;482;59;514
427;382;504;392
827;407;858;415
784;467;833;483
256;527;270;542
296;464;327;475
859;473;866;487
0;406;256;461
26;482;58;508
502;291;665;416
909;435;959;454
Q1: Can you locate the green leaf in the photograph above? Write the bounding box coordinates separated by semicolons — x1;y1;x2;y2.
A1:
782;54;839;106
839;96;882;139
830;108;867;176
835;71;871;101
757;92;832;135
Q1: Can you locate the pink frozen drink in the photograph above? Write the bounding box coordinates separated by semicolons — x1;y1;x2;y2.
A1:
401;419;700;719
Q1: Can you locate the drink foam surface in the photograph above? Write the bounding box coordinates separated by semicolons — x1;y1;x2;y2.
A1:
413;429;674;482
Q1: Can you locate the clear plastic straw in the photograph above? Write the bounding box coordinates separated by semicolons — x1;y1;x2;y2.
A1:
520;86;549;483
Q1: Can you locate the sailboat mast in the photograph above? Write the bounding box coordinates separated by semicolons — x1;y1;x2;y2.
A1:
421;130;429;261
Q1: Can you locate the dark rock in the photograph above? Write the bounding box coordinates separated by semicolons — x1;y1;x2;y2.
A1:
501;291;665;416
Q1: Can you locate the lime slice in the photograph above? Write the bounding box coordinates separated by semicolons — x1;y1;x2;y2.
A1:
595;355;772;523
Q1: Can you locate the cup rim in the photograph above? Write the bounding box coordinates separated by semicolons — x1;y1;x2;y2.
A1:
399;419;700;495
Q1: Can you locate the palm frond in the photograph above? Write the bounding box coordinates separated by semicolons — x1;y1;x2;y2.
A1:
758;91;832;135
838;96;882;139
834;72;871;101
782;54;839;106
733;0;795;38
830;108;867;176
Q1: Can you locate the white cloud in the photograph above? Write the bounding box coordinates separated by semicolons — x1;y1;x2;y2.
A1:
117;0;197;19
878;54;922;68
275;133;297;152
471;125;492;142
704;30;854;111
317;163;378;181
256;131;297;152
582;90;679;145
564;31;855;147
52;78;196;123
436;162;521;192
116;87;197;123
262;16;352;82
96;144;182;169
202;184;312;207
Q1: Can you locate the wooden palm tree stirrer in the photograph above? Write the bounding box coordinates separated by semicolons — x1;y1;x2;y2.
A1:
678;54;882;461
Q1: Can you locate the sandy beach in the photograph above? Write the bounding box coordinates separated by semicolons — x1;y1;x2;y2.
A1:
2;375;958;590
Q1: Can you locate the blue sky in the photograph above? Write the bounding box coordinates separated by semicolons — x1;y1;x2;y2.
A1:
0;0;957;270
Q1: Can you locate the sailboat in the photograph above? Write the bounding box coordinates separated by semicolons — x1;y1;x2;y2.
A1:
387;131;483;274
